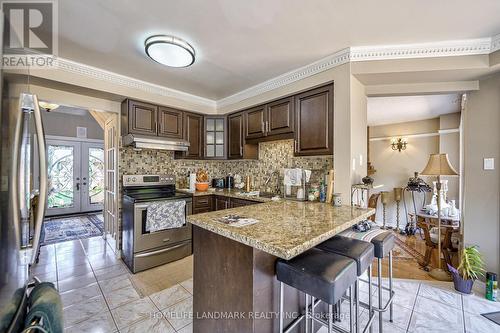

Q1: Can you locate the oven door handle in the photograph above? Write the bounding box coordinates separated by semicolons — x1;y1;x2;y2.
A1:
135;242;188;258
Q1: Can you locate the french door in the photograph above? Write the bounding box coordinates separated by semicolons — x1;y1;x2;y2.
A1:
45;139;104;216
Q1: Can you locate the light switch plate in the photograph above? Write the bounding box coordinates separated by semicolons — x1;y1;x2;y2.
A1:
484;158;495;170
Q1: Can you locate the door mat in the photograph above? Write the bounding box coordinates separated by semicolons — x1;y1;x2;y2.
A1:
481;311;500;326
41;213;104;245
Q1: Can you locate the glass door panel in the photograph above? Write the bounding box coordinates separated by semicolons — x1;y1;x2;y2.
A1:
81;143;104;212
46;140;81;216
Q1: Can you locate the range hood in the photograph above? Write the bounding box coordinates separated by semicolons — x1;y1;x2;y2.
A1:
122;134;190;151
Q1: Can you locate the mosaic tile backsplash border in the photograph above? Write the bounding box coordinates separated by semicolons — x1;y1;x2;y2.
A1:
119;139;333;190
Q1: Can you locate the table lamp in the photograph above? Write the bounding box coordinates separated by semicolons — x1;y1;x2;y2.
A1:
420;153;458;281
393;187;403;233
380;191;390;229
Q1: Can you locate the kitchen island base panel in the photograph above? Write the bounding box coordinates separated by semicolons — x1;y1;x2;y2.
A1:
193;225;325;333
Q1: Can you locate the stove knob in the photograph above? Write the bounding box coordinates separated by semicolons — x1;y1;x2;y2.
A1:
126;177;130;183
132;177;136;182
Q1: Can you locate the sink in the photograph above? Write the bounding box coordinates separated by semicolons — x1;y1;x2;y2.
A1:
238;191;280;199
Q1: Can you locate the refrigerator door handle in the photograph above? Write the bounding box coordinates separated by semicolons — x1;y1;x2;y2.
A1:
10;96;25;251
30;94;48;265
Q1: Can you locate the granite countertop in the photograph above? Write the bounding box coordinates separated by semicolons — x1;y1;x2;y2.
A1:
187;201;375;260
177;188;272;202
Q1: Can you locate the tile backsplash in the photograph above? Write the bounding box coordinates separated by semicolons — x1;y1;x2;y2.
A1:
119;139;333;191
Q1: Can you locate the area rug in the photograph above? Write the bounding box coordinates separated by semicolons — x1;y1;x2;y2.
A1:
41;213;104;245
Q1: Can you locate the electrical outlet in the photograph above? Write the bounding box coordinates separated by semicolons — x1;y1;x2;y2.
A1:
484;158;495;170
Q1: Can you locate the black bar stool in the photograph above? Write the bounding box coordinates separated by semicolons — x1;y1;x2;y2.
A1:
316;235;375;333
339;228;396;333
371;231;395;332
276;248;357;333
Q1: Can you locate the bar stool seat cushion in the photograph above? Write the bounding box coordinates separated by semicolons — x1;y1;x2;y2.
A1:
371;232;395;258
339;228;395;259
276;248;356;305
316;235;374;276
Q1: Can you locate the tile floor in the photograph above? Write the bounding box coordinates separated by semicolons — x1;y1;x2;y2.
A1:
35;236;500;333
35;236;193;333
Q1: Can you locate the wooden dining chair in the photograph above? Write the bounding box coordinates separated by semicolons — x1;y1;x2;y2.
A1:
367;193;380;222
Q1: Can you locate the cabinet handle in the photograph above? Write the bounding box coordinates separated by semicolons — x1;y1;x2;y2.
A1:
261;121;265;133
240;146;243;156
294;140;298;152
266;121;269;133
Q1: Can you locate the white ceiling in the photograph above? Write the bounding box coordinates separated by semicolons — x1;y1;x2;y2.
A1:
56;0;500;100
367;94;461;126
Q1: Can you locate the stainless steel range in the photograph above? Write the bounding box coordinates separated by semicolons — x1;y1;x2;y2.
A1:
122;174;193;273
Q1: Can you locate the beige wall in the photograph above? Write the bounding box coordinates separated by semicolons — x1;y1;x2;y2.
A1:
369;118;440;226
41;110;104;140
463;73;500;274
439;113;461;204
350;76;368;185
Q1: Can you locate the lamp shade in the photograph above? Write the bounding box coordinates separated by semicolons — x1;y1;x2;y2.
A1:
420;154;458;176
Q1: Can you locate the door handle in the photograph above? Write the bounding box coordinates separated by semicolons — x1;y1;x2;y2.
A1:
30;94;48;265
10;94;26;250
76;183;80;191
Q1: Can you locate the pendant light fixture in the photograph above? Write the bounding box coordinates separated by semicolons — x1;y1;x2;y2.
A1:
145;35;195;68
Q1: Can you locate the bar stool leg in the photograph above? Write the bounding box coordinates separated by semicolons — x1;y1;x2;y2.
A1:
377;258;383;333
355;278;360;333
311;297;315;333
328;303;334;333
279;281;284;333
368;264;373;333
305;294;310;333
349;285;355;333
389;250;394;323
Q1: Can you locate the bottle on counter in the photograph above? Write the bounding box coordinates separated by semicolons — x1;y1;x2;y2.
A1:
486;272;498;301
319;181;326;203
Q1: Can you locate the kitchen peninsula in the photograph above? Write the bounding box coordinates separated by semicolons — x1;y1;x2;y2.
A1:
187;201;374;333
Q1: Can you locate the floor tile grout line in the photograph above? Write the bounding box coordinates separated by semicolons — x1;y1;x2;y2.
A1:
461;295;466;333
405;282;421;333
86;239;121;332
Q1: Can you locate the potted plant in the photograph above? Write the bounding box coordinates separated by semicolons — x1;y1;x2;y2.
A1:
447;246;485;294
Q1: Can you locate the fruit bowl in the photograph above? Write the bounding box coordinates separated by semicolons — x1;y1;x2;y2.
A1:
195;182;209;192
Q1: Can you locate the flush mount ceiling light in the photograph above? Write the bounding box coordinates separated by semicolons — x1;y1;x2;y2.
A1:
144;35;195;68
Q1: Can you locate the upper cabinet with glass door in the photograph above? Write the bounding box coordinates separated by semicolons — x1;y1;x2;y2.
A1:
205;117;226;159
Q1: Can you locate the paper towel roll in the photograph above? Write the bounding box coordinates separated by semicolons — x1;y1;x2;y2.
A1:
189;173;196;192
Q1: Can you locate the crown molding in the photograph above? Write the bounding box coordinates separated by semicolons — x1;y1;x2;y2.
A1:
52;35;499;112
55;57;216;109
216;48;351;109
350;38;492;61
491;33;500;53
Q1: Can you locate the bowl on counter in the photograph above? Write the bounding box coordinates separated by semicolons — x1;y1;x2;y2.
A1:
195;182;210;192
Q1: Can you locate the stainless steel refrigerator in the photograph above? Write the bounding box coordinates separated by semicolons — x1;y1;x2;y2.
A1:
0;35;48;333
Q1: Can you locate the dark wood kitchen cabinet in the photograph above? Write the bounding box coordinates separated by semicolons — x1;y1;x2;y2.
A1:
294;85;333;156
122;99;186;141
193;196;213;214
228;112;244;159
230;198;259;208
214;196;230;211
228;113;258;160
183;112;204;159
244;97;294;140
158;107;183;139
266;96;294;136
245;105;266;139
122;99;158;136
